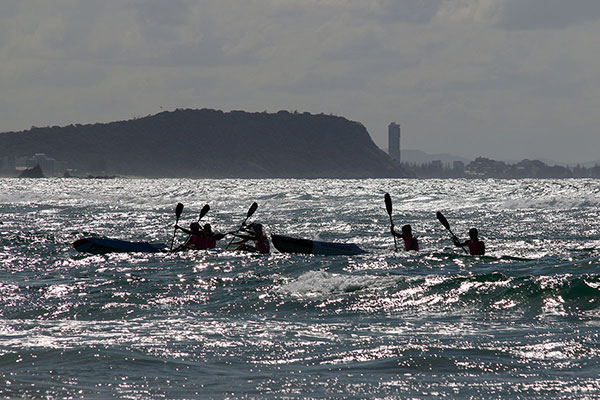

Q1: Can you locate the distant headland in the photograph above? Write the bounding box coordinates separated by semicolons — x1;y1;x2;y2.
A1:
0;109;404;178
2;109;598;179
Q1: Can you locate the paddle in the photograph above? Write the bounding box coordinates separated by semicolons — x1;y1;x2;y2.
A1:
436;211;468;254
226;202;259;249
170;202;184;251
198;204;210;221
384;193;398;251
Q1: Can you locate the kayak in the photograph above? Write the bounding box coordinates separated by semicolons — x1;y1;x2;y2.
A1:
271;234;366;256
73;237;167;254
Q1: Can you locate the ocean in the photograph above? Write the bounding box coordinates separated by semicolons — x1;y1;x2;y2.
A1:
1;178;600;399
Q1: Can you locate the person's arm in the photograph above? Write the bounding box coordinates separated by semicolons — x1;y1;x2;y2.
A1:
239;226;254;235
230;237;257;252
230;232;256;241
453;237;467;247
390;224;402;238
176;225;192;235
236;241;258;252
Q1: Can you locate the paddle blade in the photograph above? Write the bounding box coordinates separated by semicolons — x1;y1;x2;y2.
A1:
436;211;450;231
384;193;393;216
247;202;258;218
175;203;184;220
199;204;210;220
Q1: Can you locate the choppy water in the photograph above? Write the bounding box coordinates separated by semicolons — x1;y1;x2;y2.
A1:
1;178;600;399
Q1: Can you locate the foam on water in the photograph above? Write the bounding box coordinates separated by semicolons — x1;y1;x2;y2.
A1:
277;270;401;299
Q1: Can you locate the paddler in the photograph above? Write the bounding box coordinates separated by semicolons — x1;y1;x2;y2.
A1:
230;222;270;254
174;222;227;251
453;228;485;255
173;222;207;251
391;224;419;251
202;223;226;249
173;222;206;251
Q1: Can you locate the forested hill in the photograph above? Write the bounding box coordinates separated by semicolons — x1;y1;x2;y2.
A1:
0;109;404;178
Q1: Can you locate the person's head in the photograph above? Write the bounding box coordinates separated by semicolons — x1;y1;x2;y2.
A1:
253;223;264;235
203;223;212;233
190;222;201;233
469;228;478;240
401;224;412;237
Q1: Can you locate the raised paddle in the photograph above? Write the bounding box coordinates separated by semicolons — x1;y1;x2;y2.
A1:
384;193;398;251
226;202;259;249
198;204;210;222
172;204;210;252
170;202;184;251
436;211;468;254
243;202;258;226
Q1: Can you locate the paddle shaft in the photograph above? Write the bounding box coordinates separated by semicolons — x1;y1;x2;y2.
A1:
437;212;468;254
384;193;398;251
170;203;184;251
226;202;258;249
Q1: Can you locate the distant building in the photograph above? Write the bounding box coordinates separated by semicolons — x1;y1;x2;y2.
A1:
465;157;506;177
430;160;443;170
388;122;400;162
15;153;68;177
27;154;56;176
1;156;16;176
453;161;465;174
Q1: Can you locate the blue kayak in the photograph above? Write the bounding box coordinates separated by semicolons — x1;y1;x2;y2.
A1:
271;234;366;256
73;237;167;254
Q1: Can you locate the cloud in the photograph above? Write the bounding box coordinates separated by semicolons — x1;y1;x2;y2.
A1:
497;0;600;30
363;0;444;24
433;0;503;26
434;0;600;30
1;1;600;163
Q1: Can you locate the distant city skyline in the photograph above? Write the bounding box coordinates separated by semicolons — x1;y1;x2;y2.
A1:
1;1;600;164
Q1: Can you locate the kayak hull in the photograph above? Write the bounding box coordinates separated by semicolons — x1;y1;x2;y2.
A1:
73;237;167;254
271;234;365;256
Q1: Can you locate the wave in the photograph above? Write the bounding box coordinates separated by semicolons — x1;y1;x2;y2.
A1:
276;270;402;299
274;270;600;317
503;195;600;210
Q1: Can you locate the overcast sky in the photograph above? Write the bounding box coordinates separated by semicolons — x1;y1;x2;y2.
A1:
1;0;599;164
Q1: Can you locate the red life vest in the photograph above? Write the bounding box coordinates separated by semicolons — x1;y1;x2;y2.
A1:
205;236;217;249
403;236;419;251
187;234;207;250
467;239;485;255
257;238;270;254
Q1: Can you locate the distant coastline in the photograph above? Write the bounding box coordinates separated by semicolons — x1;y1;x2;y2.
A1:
0;109;404;179
1;108;598;179
402;156;600;179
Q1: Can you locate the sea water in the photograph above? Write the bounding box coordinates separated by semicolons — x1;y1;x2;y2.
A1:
1;178;600;399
